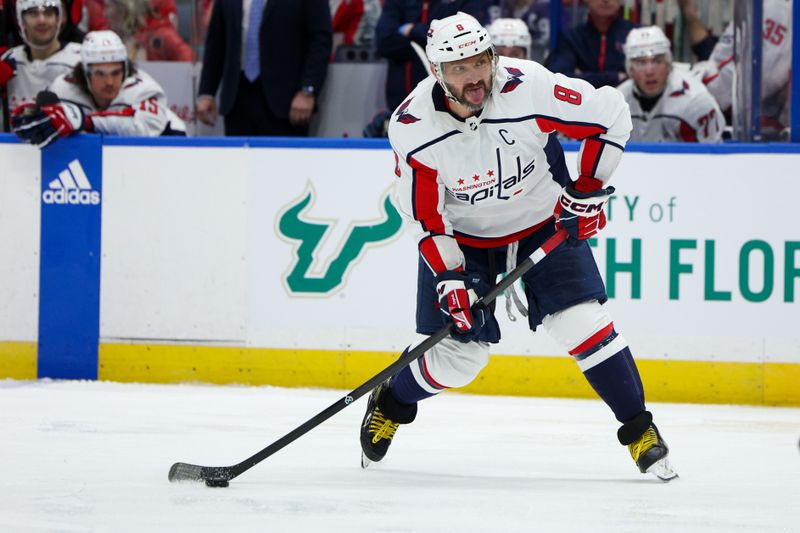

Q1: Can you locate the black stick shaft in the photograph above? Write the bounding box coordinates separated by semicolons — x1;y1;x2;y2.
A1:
170;229;567;483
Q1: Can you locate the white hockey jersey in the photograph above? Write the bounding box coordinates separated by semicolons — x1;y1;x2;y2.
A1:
389;56;631;274
704;0;791;117
1;43;81;109
618;68;723;143
47;68;184;136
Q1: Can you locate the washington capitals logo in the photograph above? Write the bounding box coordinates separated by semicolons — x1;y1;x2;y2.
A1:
669;80;690;97
395;98;420;124
500;67;525;93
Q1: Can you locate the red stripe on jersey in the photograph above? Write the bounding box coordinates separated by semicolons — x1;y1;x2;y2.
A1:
569;322;615;355
679;120;698;142
393;151;401;177
455;218;550;249
93;107;136;118
409;156;445;234
422;354;447;389
579;137;603;182
718;55;734;69
418;236;447;274
535;116;606;140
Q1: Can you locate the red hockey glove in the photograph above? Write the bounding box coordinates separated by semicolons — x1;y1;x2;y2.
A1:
0;55;17;86
435;270;488;343
554;183;615;242
12;99;87;148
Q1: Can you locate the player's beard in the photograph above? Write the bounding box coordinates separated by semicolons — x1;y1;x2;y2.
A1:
446;79;491;112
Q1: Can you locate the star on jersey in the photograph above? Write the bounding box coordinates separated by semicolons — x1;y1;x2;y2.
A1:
500;66;525;93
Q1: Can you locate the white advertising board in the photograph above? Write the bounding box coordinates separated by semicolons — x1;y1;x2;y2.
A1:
1;141;798;364
94;144;800;364
0;143;40;342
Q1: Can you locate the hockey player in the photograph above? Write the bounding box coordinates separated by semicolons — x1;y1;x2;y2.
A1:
11;30;185;147
359;12;677;481
692;0;792;139
486;17;531;60
0;0;81;129
617;26;723;143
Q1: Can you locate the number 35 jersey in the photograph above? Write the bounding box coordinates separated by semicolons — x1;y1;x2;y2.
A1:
388;56;632;271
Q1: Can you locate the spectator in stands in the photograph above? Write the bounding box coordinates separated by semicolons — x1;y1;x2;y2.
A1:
617;26;722;143
487;17;531;60
135;0;193;61
675;0;716;61
61;0;85;42
488;0;560;63
1;0;80;129
103;0;145;57
691;0;791;140
91;0;192;61
330;0;381;48
196;0;332;136
546;0;634;88
86;0;107;30
374;0;488;112
191;0;213;48
11;29;185;147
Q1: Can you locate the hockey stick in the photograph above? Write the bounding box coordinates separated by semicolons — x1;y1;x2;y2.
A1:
168;228;568;486
409;40;430;70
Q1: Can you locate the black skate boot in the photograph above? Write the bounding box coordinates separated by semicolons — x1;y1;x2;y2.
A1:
618;411;678;481
360;379;417;468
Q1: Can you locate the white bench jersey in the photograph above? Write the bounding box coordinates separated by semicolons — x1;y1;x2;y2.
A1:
2;43;81;109
618;68;723;143
48;68;179;136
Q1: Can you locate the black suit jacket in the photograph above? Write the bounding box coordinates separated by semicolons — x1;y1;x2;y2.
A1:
199;0;332;118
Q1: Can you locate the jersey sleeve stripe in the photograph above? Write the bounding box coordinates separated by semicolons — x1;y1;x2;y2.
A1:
596;136;625;152
534;115;607;139
580;137;605;181
409;156;445;235
418;236;448;274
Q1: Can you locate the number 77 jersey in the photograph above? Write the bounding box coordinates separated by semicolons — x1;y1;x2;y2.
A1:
389;56;632;261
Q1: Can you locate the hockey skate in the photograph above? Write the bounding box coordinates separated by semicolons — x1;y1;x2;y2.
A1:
360;379;416;468
619;412;678;481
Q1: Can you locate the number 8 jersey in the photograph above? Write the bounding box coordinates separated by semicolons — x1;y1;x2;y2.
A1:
389;56;632;273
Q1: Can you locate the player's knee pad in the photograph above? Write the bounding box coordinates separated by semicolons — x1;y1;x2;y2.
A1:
542;300;628;371
410;337;489;393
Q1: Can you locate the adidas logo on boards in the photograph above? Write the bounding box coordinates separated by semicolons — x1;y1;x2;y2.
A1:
42;159;101;205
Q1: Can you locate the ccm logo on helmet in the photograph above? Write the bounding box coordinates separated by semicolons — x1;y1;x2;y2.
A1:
558;196;605;215
459;40;477;49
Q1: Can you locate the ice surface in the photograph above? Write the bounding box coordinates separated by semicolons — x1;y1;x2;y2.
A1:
0;380;798;532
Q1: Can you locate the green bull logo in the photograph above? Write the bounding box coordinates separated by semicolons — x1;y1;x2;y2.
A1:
277;186;403;295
